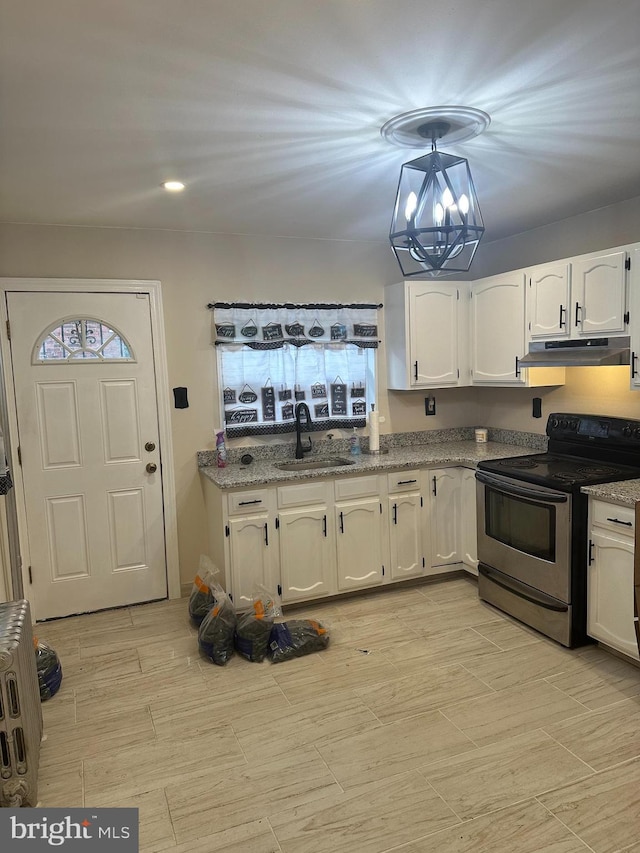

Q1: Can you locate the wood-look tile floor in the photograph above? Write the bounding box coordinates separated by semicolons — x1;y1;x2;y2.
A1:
35;576;640;853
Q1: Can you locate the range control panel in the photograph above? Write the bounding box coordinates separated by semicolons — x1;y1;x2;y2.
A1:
547;413;640;445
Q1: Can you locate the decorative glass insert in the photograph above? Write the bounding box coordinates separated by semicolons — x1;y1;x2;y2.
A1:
35;319;134;363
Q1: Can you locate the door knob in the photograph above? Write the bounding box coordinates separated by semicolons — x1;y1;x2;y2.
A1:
145;442;156;452
146;462;158;474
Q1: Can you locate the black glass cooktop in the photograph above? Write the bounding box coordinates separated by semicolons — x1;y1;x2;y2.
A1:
478;452;640;490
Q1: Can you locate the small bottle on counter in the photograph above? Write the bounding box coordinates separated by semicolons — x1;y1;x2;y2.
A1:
216;429;227;468
350;427;361;456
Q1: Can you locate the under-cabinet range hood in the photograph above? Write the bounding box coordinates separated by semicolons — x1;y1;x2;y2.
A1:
519;336;631;368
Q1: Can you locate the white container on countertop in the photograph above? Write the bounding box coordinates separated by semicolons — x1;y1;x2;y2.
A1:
475;428;488;444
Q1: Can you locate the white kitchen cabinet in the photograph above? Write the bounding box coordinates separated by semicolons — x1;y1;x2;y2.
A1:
460;467;479;575
385;280;467;389
277;482;335;602
471;271;564;387
587;498;639;661
387;470;425;579
334;475;385;591
571;250;628;337
528;253;628;341
227;512;276;609
527;263;571;339
629;246;640;388
471;272;527;385
428;467;461;568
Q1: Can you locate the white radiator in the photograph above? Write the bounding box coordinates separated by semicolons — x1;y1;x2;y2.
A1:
0;600;43;807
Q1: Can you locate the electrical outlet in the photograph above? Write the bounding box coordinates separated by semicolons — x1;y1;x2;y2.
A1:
425;396;436;416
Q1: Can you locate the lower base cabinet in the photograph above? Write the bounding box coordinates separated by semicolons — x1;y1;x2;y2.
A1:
204;465;479;608
587;499;639;661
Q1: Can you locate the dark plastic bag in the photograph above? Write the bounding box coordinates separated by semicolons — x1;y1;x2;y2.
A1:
198;584;237;666
268;619;330;663
35;640;63;701
234;587;282;663
188;556;217;626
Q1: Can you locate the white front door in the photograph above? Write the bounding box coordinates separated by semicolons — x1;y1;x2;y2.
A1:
7;290;168;619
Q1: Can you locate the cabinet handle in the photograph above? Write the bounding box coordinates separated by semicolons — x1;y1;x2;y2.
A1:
559;304;566;329
339;511;344;533
264;523;269;546
392;503;397;525
588;539;594;565
575;302;582;326
239;499;262;506
606;517;633;526
322;514;327;537
414;361;418;381
397;479;417;485
515;356;521;378
432;475;437;496
633;352;638;379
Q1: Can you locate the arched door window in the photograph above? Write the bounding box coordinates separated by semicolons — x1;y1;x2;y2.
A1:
33;318;135;363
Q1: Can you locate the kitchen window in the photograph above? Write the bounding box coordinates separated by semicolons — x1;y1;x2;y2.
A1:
210;302;379;437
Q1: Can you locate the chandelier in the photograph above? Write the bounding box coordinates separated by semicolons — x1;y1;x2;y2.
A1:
383;107;489;277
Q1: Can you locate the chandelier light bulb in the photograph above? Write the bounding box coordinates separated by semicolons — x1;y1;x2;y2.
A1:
459;194;470;215
434;202;445;226
404;191;418;221
442;187;454;208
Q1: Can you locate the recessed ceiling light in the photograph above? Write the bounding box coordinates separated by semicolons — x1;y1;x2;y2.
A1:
161;181;185;192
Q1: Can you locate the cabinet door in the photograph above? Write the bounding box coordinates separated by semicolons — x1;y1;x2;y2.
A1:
429;468;461;568
471;272;526;385
528;263;571;340
409;284;460;386
588;530;639;660
460;468;478;574
228;513;275;609
335;498;384;591
629;247;640;388
388;492;423;579
278;506;335;602
572;251;627;336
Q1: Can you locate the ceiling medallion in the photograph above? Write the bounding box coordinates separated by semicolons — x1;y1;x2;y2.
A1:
384;106;490;276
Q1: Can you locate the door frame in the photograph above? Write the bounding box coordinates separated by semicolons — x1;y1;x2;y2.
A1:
0;278;180;614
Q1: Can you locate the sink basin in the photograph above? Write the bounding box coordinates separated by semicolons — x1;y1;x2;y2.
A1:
274;457;356;472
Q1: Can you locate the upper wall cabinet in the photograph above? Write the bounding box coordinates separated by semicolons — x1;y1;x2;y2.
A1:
629;247;640;388
385;281;468;389
470;272;526;385
528;251;628;341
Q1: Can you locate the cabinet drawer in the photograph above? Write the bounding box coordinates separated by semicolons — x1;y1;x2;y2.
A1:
590;499;635;536
387;470;421;493
334;475;380;501
277;481;329;508
227;489;270;516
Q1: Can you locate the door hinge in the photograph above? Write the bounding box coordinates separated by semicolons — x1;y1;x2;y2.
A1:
382;565;385;576
379;503;382;514
5;320;10;341
28;565;32;584
225;524;230;537
17;445;22;466
420;496;423;507
625;257;631;271
422;557;426;568
456;289;459;300
624;311;630;324
277;584;282;596
457;368;460;378
275;516;280;529
528;278;532;287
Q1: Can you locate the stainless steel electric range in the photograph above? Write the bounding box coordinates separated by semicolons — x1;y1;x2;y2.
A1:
476;413;640;647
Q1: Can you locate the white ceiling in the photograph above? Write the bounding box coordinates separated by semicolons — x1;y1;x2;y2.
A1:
1;0;639;245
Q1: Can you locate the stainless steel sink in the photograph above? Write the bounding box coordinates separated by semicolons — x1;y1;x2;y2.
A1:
274;456;356;472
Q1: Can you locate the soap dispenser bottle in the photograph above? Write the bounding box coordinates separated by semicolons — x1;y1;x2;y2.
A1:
350;427;361;456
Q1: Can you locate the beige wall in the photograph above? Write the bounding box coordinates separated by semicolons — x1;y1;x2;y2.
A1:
1;197;639;583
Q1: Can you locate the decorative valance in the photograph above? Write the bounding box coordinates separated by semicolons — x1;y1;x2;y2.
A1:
210;303;380;349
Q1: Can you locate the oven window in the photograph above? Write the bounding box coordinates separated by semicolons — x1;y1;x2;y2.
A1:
485;486;556;561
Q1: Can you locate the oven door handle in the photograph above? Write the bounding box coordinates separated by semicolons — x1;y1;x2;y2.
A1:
475;471;568;503
479;565;568;612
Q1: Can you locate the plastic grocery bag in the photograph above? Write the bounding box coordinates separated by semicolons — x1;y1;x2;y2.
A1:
268;619;330;664
34;639;63;701
198;583;237;666
234;585;282;662
188;555;218;626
